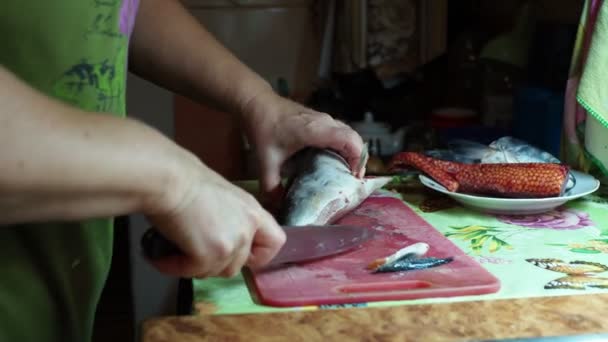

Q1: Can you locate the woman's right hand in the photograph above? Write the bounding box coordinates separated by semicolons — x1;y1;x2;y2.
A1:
144;150;286;278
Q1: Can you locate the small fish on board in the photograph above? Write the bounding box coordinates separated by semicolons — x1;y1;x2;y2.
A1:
367;242;454;274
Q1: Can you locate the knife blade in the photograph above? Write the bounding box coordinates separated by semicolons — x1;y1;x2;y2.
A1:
265;225;374;267
141;224;374;268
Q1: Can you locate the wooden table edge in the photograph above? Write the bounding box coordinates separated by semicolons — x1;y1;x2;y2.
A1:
141;292;608;341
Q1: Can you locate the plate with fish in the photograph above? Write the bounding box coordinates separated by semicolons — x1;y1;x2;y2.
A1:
418;170;600;215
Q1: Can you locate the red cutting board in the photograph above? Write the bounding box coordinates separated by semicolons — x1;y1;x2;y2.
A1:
245;195;501;307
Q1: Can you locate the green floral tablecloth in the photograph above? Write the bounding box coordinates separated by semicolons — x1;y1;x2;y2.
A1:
192;180;608;315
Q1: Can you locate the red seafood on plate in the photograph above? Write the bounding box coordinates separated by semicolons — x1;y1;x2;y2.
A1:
389;152;600;215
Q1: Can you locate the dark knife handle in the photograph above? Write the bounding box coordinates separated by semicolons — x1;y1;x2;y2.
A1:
141;227;183;260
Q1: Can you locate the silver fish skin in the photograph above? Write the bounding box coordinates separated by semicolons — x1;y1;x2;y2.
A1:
279;148;391;226
374;256;454;273
427;136;575;191
424;148;479;164
486;136;560;163
441;136;560;164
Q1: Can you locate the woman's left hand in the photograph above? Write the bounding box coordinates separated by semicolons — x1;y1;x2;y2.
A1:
240;90;365;200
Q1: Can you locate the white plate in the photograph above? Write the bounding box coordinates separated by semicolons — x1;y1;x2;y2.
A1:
419;170;600;215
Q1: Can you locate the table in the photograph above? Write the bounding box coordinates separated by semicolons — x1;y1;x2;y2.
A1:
141;180;608;341
142;293;608;341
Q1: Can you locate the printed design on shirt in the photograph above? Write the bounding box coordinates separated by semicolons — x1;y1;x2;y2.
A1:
52;46;127;113
85;11;122;39
51;0;138;113
94;0;120;6
86;0;139;39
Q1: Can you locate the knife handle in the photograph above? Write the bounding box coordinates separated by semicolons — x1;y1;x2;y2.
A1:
141;227;183;260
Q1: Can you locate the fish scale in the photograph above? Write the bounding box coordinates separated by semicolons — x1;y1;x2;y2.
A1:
280;147;391;226
455;163;569;198
389;152;569;198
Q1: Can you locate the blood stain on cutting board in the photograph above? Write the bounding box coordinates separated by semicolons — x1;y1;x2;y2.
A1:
266;266;349;285
352;204;413;229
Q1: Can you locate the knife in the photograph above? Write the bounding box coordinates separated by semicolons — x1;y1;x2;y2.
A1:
141;224;374;268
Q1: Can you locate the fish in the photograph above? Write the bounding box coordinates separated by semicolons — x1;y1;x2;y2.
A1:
374;256;454;273
526;258;608;275
544;276;608;290
389;152;570;198
367;242;453;274
279;146;392;226
367;242;430;270
425;136;576;191
427;136;560;164
486;136;561;163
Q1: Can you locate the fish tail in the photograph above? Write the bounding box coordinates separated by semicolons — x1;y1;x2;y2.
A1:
388;152;460;191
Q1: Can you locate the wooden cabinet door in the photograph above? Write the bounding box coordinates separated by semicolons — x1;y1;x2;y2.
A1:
174;95;246;181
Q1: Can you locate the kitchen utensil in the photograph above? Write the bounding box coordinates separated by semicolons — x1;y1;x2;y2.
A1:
141;225;375;268
245;196;500;307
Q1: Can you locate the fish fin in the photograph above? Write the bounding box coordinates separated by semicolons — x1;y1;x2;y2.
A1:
564;173;577;194
362;176;392;195
356;142;369;175
389;152;460;191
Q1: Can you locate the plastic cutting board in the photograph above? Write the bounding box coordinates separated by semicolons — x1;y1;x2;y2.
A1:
245;195;501;307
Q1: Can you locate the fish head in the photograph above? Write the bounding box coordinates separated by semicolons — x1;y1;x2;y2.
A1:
279;149;390;226
489;136;561;163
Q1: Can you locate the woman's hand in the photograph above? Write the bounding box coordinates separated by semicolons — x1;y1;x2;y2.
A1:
240;90;366;198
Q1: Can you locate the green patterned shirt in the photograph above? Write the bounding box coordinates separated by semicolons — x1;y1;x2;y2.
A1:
0;0;139;340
